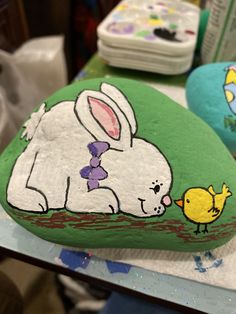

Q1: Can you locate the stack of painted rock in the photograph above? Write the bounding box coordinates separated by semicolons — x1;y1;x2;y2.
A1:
97;0;200;75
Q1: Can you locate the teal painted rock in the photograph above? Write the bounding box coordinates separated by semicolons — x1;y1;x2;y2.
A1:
186;62;236;156
0;78;236;251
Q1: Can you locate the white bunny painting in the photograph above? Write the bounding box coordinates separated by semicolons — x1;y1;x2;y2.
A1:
7;83;173;217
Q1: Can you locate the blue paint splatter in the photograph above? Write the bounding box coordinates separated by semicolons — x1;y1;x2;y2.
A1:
193;251;223;273
59;249;91;270
106;260;132;274
193;255;207;273
205;251;223;268
204;251;215;260
211;258;223;268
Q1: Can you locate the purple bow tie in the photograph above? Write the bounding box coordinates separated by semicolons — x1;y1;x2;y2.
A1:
80;141;110;190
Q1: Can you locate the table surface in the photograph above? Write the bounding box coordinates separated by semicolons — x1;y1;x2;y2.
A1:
1;54;236;314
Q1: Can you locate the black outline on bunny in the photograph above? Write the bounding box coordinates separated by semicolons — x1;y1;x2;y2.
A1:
137;197;167;218
137;198;147;215
26;151;48;211
136;136;173;191
7;147;49;214
65;187;120;215
64;177;71;209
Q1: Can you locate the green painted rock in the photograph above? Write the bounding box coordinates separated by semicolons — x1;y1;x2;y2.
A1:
186;62;236;156
0;78;236;251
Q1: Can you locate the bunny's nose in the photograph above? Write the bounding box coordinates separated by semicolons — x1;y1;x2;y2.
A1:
161;195;172;207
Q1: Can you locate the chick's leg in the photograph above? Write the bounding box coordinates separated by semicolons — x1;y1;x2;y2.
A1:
202;224;208;233
194;224;200;235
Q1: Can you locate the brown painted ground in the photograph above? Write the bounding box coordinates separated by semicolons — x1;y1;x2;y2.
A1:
14;211;236;244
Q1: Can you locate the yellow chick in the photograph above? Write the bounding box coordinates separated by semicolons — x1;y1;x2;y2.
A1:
175;184;232;234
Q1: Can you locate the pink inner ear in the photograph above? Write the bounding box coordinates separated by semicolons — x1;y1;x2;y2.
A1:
88;97;120;139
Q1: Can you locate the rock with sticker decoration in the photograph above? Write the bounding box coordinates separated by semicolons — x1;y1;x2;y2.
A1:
0;78;236;251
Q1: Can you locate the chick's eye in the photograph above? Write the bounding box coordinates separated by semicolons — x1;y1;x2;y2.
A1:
186;199;190;203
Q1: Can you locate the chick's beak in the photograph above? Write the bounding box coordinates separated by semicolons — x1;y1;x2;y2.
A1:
175;199;183;208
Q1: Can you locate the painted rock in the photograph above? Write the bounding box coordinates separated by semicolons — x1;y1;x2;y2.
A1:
0;78;236;252
186;62;236;156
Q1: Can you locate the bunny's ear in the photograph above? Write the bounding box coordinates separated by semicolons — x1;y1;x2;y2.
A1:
75;87;133;150
100;83;137;135
88;96;120;140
